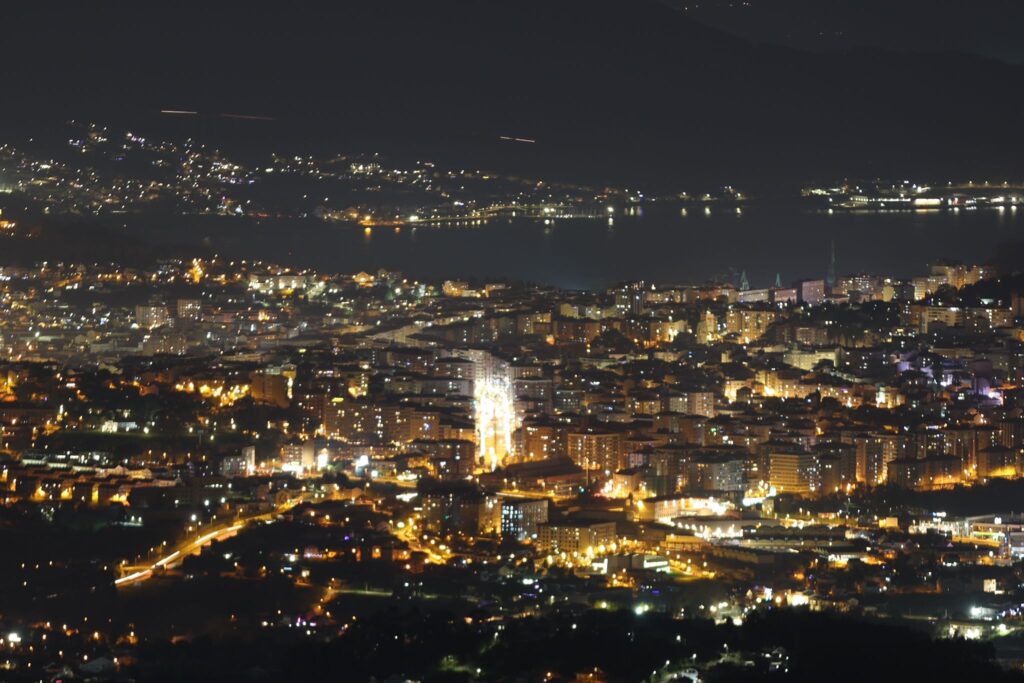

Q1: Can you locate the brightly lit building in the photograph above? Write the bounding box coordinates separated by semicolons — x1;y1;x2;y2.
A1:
476;375;515;470
455;349;519;470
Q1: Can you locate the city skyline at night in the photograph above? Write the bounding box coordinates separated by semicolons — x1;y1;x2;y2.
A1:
4;3;1024;682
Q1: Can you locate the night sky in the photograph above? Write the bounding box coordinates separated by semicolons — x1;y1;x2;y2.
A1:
8;1;1024;190
678;0;1024;64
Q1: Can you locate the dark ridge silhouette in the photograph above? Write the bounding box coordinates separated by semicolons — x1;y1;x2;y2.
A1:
5;1;1024;190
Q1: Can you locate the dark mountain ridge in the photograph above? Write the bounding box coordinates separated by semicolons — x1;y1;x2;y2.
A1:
6;1;1024;191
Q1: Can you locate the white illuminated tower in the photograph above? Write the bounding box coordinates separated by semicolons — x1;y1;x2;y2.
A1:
475;375;515;471
453;349;519;471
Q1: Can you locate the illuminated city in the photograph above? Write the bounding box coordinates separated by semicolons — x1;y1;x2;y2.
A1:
4;2;1024;682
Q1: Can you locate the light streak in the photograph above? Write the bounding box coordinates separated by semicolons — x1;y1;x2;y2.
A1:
114;524;244;586
220;113;276;121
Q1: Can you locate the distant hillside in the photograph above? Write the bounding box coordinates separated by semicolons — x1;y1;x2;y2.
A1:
6;1;1024;190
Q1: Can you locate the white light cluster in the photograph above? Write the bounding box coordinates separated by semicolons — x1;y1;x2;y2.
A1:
476;376;515;471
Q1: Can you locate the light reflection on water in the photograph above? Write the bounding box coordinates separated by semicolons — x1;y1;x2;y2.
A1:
150;202;1024;289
